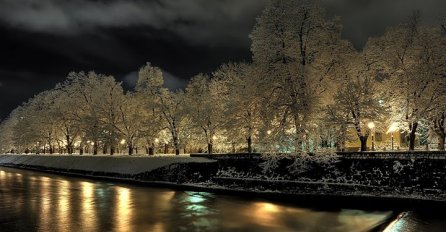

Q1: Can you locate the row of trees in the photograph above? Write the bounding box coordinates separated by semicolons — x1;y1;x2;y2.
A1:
0;0;445;155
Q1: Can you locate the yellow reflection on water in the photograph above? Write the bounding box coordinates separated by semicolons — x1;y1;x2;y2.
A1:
114;186;133;232
0;170;5;188
162;191;175;201
81;181;97;231
38;176;52;232
248;202;284;227
57;180;71;231
150;222;166;232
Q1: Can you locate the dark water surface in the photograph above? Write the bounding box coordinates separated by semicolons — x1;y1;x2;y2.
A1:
0;167;436;232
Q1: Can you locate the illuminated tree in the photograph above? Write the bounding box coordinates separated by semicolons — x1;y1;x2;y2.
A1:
184;73;227;154
115;93;147;155
135;63;165;155
0;108;22;153
367;14;446;150
53;85;83;154
159;89;185;155
250;0;347;153
213;63;263;153
13;90;62;153
326;53;388;151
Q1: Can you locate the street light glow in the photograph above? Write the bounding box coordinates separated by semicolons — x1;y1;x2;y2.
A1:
387;122;399;134
368;122;375;129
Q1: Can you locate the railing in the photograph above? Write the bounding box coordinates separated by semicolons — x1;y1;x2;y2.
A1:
337;151;446;159
190;153;262;159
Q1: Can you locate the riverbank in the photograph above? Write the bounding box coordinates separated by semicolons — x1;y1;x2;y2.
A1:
1;153;446;211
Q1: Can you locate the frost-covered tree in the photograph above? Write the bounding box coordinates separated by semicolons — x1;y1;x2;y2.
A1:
326;53;387;151
62;71;122;155
93;75;125;155
115;93;147;155
250;0;347;153
0;108;21;153
367;14;446;150
214;63;263;153
184;73;226;154
135;63;165;155
159;89;185;155
53;85;83;154
136;63;185;155
430;109;445;150
13;90;61;153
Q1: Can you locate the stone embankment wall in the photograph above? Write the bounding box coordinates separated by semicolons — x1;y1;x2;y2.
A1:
0;154;217;183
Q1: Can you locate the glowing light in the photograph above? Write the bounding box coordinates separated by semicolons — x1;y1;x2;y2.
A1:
81;182;96;231
368;122;375;129
387;122;399;134
120;139;126;145
154;138;159;143
212;135;217;140
90;142;95;146
115;187;133;232
57;180;71;232
378;99;385;106
247;202;282;227
267;130;272;135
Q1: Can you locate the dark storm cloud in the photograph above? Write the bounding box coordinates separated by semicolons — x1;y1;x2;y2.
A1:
321;0;446;47
0;0;445;119
0;0;268;46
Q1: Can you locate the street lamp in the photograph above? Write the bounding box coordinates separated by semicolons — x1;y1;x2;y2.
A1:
368;122;375;151
387;122;399;150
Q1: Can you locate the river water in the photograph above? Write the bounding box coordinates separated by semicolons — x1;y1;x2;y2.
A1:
0;167;442;232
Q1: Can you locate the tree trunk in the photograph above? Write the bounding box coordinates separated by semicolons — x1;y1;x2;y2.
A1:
439;134;445;151
79;147;84;155
66;135;73;154
247;136;252;153
409;122;418;151
103;144;107;155
93;142;98;155
173;135;180;155
164;144;168;154
231;142;236;153
207;143;213;154
128;145;133;156
359;136;368;152
110;145;115;156
148;146;154;156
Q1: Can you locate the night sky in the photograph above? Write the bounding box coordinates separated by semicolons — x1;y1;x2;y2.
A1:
0;0;444;119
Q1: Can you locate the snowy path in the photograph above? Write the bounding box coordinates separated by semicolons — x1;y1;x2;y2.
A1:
0;154;215;175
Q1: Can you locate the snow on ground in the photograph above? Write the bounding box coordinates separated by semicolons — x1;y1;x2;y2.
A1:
0;154;215;175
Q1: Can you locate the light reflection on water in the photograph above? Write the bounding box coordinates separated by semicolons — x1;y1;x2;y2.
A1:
0;167;411;232
114;186;133;232
81;181;96;231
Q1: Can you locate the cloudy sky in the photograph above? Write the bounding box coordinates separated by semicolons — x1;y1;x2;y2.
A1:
0;0;445;118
